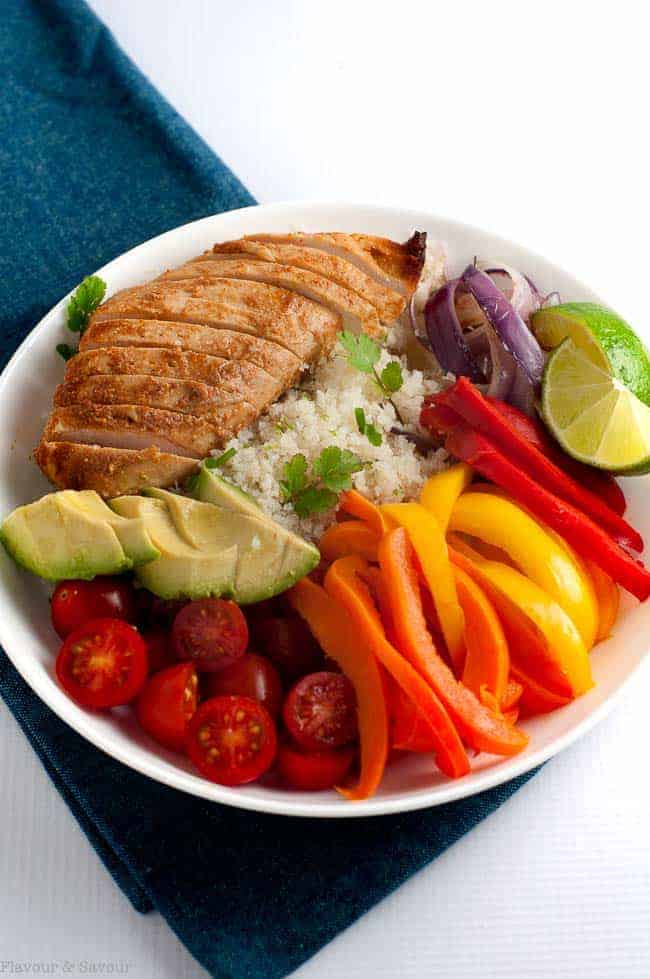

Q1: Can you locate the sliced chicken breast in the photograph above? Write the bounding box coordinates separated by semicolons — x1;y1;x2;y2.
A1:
237;231;426;296
43;405;226;459
36;442;198;497
64;348;285;409
54;375;258;433
159;260;382;337
207;240;405;323
90;279;339;360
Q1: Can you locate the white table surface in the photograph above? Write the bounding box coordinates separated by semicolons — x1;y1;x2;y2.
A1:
2;1;649;976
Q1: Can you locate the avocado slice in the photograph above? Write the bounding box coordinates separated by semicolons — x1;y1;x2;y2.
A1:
68;491;159;566
142;487;320;604
1;492;132;581
109;495;237;600
191;466;263;518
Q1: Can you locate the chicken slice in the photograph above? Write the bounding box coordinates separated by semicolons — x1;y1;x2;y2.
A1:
64;348;285;410
207;240;405;323
36;442;199;497
160;260;382;337
54;375;257;434
238;232;426;297
43;405;226;459
90;279;339;361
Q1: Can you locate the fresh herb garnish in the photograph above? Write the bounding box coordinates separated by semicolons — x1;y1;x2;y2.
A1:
355;407;383;446
339;331;405;421
205;448;237;469
57;275;107;360
280;447;366;517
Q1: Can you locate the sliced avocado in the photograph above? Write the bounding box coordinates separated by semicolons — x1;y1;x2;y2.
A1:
191;466;263;518
1;492;131;581
67;491;159;566
142;486;320;604
109;495;237;600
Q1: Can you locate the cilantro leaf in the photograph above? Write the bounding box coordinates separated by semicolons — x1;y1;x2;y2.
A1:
312;446;365;492
280;454;308;501
354;407;366;433
205;448;237;469
339;331;380;374
56;343;76;361
380;361;404;394
355;406;383;446
292;486;338;517
66;275;106;335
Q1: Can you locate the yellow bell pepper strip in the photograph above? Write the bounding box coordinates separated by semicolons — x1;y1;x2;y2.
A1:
377;529;528;757
325;555;470;779
288;577;388;800
448;544;593;698
449;492;599;649
338;489;391;537
419;463;473;531
453;564;509;704
380;502;466;671
584;560;620;642
319;520;379;563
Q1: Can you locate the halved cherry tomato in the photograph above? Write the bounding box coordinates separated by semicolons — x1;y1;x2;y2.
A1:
186;695;277;785
203;653;283;718
172;598;248;673
277;743;355;790
56;618;148;709
282;671;358;751
51;577;136;638
143;629;176;674
136;662;198;751
137;593;187;631
252;615;324;682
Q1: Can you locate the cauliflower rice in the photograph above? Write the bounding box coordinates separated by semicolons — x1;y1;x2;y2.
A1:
217;241;451;539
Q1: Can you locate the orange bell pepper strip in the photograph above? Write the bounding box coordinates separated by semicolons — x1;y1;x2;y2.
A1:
453;564;509;704
501;679;524;712
377;528;528;758
391;683;441;753
381;502;466;670
319;520;379;563
288;577;388;800
448;543;593;698
419;463;473;531
324;555;470;779
338;489;391;537
585;560;620;642
510;665;572;718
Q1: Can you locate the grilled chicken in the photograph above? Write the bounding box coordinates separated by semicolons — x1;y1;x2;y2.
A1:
160;260;383;337
36;230;426;495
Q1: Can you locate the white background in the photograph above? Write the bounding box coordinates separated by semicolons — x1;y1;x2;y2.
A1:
2;1;649;976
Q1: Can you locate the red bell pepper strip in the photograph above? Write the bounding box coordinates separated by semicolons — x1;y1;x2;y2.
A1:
433;379;640;550
377;528;529;757
487;398;626;516
445;424;650;601
325;555;470;779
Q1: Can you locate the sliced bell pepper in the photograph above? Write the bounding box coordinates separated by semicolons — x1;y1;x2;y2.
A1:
324;555;470;778
486;397;627;517
501;679;524;712
319;520;379;563
449;491;599;649
380;502;466;670
419;463;473;531
453;564;509;704
585;559;620;642
448;542;593;697
338;489;391;537
377;528;528;757
391;683;441;753
288;577;388;800
510;664;572;717
445;424;650;602
433;378;640;549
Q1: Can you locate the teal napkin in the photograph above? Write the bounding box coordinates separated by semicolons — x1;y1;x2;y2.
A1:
0;2;536;976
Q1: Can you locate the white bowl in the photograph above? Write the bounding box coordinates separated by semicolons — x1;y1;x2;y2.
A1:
0;201;647;818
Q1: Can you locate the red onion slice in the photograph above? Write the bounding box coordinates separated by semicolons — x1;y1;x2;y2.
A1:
424;280;482;381
481;262;541;324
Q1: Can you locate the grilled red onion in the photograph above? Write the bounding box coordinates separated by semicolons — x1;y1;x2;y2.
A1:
424;280;482;381
465;324;517;401
482;262;541;324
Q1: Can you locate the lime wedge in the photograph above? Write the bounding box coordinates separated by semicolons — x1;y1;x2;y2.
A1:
542;339;650;473
532;303;650;406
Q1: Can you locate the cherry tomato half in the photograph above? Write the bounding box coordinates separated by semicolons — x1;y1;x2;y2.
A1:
51;577;136;638
252;615;324;682
203;653;283;718
187;695;277;786
136;593;188;631
143;629;176;674
282;671;358;751
172;598;248;673
277;743;355;791
136;662;198;751
56;618;148;709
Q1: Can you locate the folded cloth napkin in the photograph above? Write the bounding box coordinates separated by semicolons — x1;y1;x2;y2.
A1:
0;2;537;977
